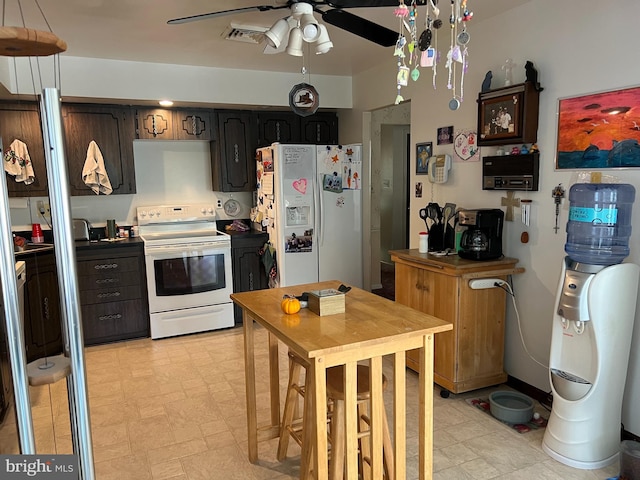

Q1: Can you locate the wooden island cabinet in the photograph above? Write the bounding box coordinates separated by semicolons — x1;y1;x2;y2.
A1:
390;250;523;396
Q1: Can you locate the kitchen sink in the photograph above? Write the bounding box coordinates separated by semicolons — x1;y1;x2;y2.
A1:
14;243;55;255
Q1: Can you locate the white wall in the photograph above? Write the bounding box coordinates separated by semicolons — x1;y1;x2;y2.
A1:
0;56;353;109
350;0;640;432
9;140;252;231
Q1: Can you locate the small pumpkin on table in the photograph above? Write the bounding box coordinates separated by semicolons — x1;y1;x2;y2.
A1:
281;295;301;315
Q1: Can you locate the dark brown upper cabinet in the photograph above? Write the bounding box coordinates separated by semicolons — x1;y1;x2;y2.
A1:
212;111;258;192
136;108;174;140
300;112;339;145
256;112;300;147
136;108;212;141
174;109;213;141
0;102;49;197
62;104;137;195
256;111;338;147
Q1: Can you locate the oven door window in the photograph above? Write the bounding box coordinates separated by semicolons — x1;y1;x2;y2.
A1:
154;252;226;296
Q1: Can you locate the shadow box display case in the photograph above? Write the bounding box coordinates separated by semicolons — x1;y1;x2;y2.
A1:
477;82;540;146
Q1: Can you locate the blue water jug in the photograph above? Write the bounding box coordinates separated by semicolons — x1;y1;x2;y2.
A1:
564;183;635;265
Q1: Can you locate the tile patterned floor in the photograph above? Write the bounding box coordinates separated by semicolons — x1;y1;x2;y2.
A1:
2;326;620;479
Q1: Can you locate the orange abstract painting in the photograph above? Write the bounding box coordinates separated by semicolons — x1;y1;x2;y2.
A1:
556;86;640;169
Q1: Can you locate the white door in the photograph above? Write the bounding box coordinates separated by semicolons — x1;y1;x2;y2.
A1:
316;145;363;288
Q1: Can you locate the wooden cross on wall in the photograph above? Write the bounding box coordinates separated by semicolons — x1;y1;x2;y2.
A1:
501;191;520;221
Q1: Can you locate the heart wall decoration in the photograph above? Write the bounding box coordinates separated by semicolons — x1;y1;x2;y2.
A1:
454;129;480;162
292;178;308;194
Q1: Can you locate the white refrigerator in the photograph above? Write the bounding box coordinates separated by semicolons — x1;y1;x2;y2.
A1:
255;143;363;289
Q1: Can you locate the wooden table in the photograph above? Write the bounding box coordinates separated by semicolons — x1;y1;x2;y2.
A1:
231;280;452;480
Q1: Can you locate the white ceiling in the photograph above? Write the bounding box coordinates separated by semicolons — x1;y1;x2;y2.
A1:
5;0;531;77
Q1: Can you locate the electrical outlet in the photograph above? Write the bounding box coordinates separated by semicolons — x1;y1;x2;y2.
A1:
36;200;50;216
216;199;223;209
469;278;506;289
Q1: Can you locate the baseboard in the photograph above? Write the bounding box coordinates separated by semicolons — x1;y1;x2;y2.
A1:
506;375;552;410
508;375;640;441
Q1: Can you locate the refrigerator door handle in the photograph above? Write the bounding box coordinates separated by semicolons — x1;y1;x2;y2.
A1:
316;173;323;246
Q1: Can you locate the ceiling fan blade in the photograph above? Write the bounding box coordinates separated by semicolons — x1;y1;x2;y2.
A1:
167;5;287;25
325;0;402;7
321;9;397;47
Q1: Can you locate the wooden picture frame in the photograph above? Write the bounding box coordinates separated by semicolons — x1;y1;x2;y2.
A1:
416;142;432;174
555;85;640;169
478;92;521;143
477;82;540;146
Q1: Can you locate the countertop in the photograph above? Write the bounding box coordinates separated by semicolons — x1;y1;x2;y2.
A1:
14;237;144;257
390;249;521;273
74;237;144;251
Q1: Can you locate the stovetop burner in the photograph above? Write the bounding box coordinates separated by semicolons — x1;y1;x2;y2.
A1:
137;204;229;246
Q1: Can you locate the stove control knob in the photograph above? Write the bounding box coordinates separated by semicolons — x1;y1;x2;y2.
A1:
201;207;206;215
207;208;214;215
139;210;147;218
148;211;155;218
155;210;161;218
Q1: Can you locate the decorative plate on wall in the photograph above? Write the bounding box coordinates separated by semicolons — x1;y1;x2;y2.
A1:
224;199;241;217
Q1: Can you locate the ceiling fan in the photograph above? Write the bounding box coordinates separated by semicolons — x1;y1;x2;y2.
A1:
167;0;412;48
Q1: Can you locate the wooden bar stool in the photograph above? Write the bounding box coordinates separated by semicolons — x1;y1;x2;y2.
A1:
327;365;394;480
277;351;310;461
278;354;393;479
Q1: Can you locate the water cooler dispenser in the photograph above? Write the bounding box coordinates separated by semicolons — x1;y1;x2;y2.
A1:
542;183;640;469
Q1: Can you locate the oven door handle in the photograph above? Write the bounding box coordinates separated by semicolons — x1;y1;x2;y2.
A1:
144;242;230;256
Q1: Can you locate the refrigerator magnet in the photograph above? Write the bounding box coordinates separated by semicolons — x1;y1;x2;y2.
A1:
323;173;343;193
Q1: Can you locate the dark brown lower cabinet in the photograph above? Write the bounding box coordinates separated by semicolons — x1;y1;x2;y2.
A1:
231;233;269;325
76;244;149;345
22;251;63;364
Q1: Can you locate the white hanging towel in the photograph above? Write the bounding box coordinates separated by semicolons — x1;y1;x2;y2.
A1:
4;139;35;185
82;140;112;195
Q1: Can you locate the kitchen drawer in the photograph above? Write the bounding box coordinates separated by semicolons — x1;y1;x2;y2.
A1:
77;256;139;276
82;299;148;345
79;270;140;290
79;284;143;306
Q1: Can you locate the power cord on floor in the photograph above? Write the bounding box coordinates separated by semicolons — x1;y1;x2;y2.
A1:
494;279;549;370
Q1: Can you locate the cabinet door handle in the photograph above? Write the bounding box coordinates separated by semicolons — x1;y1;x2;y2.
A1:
152;114;157;136
191;115;197;135
98;313;122;321
233;144;239;163
43;297;50;321
276;121;281;141
95;278;118;284
94;263;118;270
249;272;254;291
316;124;321;143
97;291;121;299
415;282;429;292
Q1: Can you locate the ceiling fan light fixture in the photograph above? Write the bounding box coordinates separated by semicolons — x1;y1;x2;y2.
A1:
314;24;333;54
301;23;320;43
300;14;320;42
286;26;303;56
265;17;291;48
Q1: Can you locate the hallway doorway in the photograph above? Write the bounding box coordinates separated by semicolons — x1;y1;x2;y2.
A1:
372;124;410;300
362;101;411;294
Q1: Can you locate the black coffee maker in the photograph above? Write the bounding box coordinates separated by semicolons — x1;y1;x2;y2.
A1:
458;209;504;260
